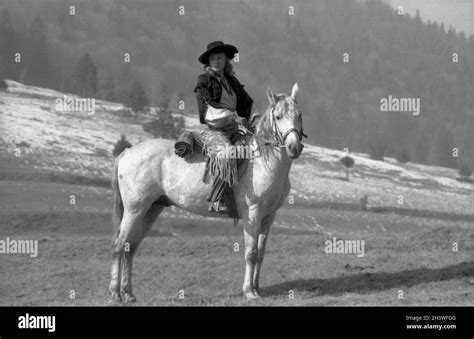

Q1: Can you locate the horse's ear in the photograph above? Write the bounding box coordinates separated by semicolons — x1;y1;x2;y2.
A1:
267;87;277;106
290;83;299;102
250;112;261;126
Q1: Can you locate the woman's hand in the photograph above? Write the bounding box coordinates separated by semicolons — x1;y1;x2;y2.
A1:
234;116;248;127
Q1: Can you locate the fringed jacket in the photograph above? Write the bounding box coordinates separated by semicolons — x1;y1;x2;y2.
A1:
194;71;253;125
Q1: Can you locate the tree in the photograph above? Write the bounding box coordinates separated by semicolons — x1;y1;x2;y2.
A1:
70;53;98;97
112;134;132;157
413;9;422;33
340;155;355;181
158;83;170;110
0;9;18;81
368;128;386;161
396;148;410;164
0;79;7;91
142;108;185;139
459;163;472;182
128;80;149;118
25;16;52;88
433;129;457;168
102;76;117;102
439;23;446;35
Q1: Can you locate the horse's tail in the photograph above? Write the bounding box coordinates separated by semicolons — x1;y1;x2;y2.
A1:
111;153;124;238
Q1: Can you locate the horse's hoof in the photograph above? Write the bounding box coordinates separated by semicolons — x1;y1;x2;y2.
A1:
244;291;259;300
122;292;137;303
108;292;122;305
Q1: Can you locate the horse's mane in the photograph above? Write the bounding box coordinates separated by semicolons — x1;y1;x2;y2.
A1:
255;93;286;135
253;94;287;162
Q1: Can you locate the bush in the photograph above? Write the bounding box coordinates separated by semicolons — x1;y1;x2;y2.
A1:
396;149;410;163
112;134;132;157
142;108;185;139
340;156;355;168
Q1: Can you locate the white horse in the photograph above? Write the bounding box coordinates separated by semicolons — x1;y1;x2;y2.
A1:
109;83;304;303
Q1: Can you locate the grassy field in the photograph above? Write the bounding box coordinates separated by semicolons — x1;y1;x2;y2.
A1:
1;81;473;306
1;180;473;306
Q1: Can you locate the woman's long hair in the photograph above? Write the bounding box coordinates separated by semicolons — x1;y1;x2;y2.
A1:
203;57;235;77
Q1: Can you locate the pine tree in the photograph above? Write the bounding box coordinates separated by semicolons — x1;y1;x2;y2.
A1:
102;76;117;102
142;108;185;139
439;23;446;35
413;9;422;25
158;83;170;110
128;80;149;117
0;9;18;81
70;53;98;97
434;129;457;168
25;16;52;88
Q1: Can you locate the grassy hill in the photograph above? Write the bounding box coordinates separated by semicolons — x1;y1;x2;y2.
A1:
1;79;473;218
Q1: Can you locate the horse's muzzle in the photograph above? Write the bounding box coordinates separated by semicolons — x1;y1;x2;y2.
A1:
287;142;303;159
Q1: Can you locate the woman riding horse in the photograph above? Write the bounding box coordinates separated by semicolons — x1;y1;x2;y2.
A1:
194;41;254;213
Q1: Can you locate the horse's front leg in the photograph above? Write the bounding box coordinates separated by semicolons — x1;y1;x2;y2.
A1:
242;205;261;300
253;211;276;297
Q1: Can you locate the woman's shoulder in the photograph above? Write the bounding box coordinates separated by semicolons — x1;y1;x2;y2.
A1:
197;70;222;85
197;72;210;83
223;72;238;82
226;73;244;88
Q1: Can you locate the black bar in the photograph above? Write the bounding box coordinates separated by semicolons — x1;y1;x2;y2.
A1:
0;306;472;338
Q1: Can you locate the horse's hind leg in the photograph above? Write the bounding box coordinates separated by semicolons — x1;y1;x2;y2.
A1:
109;243;123;303
109;216;132;304
120;204;164;303
109;210;142;303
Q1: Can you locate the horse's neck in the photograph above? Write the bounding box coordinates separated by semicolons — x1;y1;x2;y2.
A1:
252;139;292;181
249;118;293;185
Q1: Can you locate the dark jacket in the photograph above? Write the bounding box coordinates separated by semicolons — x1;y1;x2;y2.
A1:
194;72;253;125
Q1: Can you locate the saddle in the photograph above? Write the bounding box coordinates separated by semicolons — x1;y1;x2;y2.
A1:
174;112;261;161
174;129;249;219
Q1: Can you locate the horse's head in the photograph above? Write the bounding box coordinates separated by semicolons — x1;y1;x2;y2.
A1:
266;83;304;159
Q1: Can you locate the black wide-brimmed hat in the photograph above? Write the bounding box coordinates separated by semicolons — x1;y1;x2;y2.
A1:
198;41;238;64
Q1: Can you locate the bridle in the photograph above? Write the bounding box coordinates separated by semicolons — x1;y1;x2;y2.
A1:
269;105;307;147
241;103;307;148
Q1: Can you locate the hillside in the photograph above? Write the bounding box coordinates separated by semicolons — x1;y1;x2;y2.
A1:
1;0;474;168
1;80;473;217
